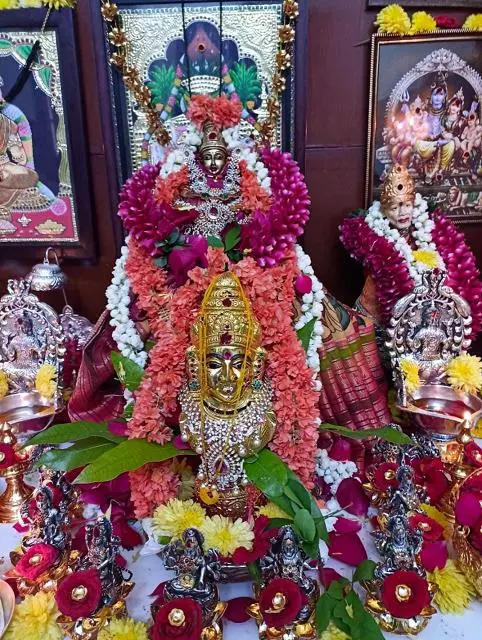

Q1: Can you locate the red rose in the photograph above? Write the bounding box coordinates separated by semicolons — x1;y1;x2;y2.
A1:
55;569;102;619
15;543;59;580
409;514;444;542
436;15;458;29
465;442;482;468
294;273;312;295
0;443;16;470
152;597;203;640
381;570;430;619
259;578;306;628
455;491;482;527
411;458;449;503
373;462;399;492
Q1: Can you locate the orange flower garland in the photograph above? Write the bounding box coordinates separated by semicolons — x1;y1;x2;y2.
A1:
239;160;272;213
154;166;189;206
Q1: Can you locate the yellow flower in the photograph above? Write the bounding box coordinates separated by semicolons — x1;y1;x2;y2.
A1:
473;418;482;438
410;11;437;34
463;14;482;31
20;0;42;6
35;363;57;399
4;591;62;640
412;248;441;269
400;358;420;395
257;502;292;520
200;515;254;556
0;369;8;399
42;0;76;8
320;621;350;640
375;4;411;34
0;0;18;8
429;560;475;614
446;353;482;394
98;617;149;640
421;503;451;539
152;498;206;540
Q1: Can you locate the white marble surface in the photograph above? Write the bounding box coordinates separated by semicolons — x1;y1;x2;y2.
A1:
1;523;481;640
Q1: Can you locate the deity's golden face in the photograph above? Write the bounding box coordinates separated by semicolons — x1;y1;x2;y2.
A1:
383;200;414;231
205;345;249;403
201;148;227;177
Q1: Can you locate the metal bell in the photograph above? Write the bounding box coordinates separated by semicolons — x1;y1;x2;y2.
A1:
27;247;67;292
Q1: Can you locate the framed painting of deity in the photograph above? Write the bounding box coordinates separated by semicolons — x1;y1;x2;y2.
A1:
0;9;95;259
366;32;482;223
107;0;307;181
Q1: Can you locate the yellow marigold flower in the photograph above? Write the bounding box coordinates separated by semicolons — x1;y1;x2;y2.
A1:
4;591;62;640
400;358;420;395
375;4;411;34
0;0;18;8
410;11;437;34
421;503;451;539
35;363;57;399
320;621;350;640
412;248;441;269
152;498;206;540
98;617;149;640
473;418;482;438
257;502;292;520
0;369;8;399
463;14;482;31
200;515;254;556
429;560;475;614
42;0;76;7
446;353;482;394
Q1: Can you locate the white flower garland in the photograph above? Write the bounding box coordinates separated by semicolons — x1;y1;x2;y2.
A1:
315;448;358;494
106;239;147;368
365;193;445;285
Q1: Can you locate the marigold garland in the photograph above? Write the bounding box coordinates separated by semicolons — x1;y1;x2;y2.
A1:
463;14;482;31
410;11;436;34
375;4;411;34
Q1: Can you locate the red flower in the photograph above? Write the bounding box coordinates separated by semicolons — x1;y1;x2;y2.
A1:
373;462;399;492
318;567;342;589
294;273;312;295
225;597;256;623
15;543;59;580
381;570;430;619
436;15;458;28
336;478;369;516
0;443;16;470
328;531;367;567
259;578;306;628
465;442;482;468
168;236;209;286
152;597;203;640
55;569;102;619
411;458;449;504
232;516;274;564
420;541;448;572
409;514;444;542
455;491;482;527
469;516;482;552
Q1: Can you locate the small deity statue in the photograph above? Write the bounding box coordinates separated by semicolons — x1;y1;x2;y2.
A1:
386;465;422;516
162;528;221;623
340;164;482;342
179;271;275;518
373;511;424;579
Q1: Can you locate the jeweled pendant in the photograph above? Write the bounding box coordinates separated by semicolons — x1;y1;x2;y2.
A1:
199;485;220;505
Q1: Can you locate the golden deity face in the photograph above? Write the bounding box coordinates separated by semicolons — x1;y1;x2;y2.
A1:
201;148;228;177
206;346;248;403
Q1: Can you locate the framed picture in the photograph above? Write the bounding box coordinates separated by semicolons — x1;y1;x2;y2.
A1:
366;31;482;223
0;9;95;259
108;0;307;181
368;1;480;6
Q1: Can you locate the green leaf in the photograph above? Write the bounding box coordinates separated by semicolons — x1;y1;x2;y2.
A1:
248;561;261;583
266;518;293;529
223;225;241;252
296;317;317;352
159;535;171;545
287;471;328;543
294;508;317;542
73;440;194;483
207;236;224;248
345;590;384;640
226;249;244;263
265;494;296;518
111;352;144;391
244;449;288;498
352;559;377;584
301;539;320;560
333;599;352;632
122;403;134;421
35;438;115;472
315;593;335;634
28;421;123;446
321;423;414;445
154;256;168;268
327;579;349;601
287;477;312;511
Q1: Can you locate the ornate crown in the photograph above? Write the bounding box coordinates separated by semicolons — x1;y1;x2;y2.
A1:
192;272;261;352
380;164;415;208
199;121;228;156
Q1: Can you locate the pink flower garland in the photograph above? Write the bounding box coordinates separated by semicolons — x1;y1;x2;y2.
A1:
340;211;482;335
125;242;319;515
431;210;482;337
241;149;311;268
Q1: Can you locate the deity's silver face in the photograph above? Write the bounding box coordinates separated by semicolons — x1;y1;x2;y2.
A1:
201;149;227;177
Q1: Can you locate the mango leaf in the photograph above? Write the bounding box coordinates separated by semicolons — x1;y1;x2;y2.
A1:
28;421;123;446
207;236;224;248
296;317;317;352
264;493;296;518
111;352;144;392
321;423;413;445
287;470;328;543
223;225;241;252
294;508;316;542
74;440;195;483
34;438;115;471
244;449;288;498
287;476;313;511
352;559;377;584
315;593;335;635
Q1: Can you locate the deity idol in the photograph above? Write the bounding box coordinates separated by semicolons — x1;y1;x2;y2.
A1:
340;164;482;338
70;94;390;518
